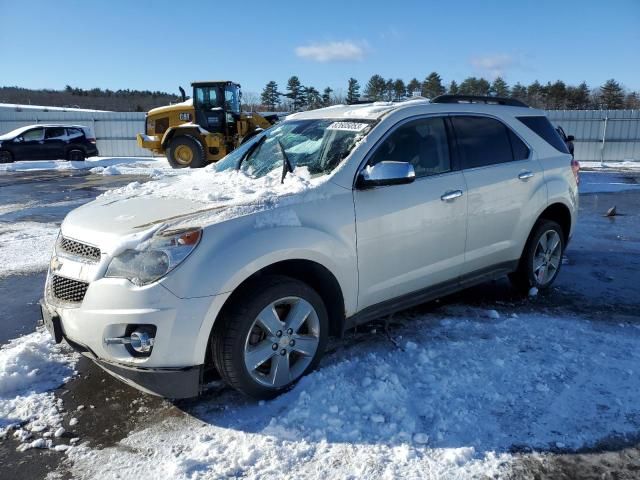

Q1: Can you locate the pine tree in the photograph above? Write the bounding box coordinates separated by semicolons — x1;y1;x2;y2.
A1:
421;72;445;99
448;80;459;95
393;79;406;100
600;79;624;109
407;78;421;97
322;87;333;107
547;80;567;109
346;78;360;104
510;82;527;102
458;77;490;96
305;86;322;109
364;75;386;101
490;77;510;97
624;91;640;109
260;81;279;110
527;81;544;108
385;78;394;101
286;76;305;111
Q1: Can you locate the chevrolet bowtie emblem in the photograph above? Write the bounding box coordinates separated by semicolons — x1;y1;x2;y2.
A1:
50;256;63;272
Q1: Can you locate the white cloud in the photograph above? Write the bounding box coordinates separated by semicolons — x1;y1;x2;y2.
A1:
470;53;517;79
295;41;365;62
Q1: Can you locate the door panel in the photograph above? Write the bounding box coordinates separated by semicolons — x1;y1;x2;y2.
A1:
13;128;45;160
353;115;467;310
354;172;468;309
450;115;545;274
461;159;544;273
43;127;68;159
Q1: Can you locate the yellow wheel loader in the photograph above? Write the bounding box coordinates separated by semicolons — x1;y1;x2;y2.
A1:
137;81;278;168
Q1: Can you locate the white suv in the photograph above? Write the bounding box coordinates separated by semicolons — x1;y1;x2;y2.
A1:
41;96;578;399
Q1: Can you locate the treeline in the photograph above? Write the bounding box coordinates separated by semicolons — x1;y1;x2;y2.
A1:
259;74;640;111
0;86;180;111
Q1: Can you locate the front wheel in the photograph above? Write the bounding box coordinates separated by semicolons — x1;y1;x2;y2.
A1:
0;150;13;164
166;135;206;169
212;275;328;399
510;219;565;292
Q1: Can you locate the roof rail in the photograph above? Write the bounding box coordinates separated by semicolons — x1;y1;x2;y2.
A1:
431;95;529;108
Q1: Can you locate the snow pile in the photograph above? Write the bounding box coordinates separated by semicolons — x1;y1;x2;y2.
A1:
0;156;171;175
0;330;78;444
0;221;59;277
65;310;640;479
98;166;325;229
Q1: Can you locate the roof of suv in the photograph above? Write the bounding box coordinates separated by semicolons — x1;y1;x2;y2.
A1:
287;99;545;122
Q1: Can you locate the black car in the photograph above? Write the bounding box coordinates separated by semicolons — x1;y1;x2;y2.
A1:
0;124;99;163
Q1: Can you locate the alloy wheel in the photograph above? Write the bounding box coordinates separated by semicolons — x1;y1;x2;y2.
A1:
533;229;562;286
243;296;320;388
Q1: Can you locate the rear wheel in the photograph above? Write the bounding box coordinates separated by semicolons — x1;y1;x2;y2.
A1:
66;149;85;161
166;135;206;169
212;275;328;399
0;150;13;164
510;219;565;292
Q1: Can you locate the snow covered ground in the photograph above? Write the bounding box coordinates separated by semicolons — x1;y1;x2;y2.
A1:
0;168;639;478
0;156;172;177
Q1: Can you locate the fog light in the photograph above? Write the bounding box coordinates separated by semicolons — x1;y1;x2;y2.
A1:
104;330;155;353
130;331;154;353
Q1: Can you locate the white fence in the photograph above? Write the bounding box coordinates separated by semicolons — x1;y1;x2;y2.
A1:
545;110;640;162
1;107;639;162
0;109;149;157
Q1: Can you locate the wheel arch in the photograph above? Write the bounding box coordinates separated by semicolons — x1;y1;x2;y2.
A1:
215;259;346;339
161;126;204;149
538;202;572;245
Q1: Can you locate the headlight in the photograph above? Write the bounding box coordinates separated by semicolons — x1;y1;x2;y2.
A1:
105;228;201;286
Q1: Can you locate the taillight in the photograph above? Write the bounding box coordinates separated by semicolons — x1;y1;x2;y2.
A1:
571;159;580;185
88;138;97;144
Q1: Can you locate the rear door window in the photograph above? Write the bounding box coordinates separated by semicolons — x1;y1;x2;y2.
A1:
369;116;451;178
45;127;66;139
451;116;513;169
516;116;569;154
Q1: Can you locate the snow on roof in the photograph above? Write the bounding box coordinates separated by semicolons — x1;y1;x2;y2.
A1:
0;103;108;113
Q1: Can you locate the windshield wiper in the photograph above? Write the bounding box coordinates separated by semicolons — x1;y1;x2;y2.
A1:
237;134;266;170
276;138;294;184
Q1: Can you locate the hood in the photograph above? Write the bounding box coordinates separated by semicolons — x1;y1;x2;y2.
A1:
61;196;210;247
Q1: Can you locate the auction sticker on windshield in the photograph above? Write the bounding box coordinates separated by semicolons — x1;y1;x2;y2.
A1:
326;121;369;132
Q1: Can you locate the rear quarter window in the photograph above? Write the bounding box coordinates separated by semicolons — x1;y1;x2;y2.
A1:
517;116;569;154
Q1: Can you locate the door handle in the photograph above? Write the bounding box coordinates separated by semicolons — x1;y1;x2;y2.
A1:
518;171;534;180
441;190;463;201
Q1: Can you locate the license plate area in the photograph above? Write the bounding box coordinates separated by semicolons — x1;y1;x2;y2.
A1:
40;300;63;344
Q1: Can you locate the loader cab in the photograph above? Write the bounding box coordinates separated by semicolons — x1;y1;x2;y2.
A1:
192;81;241;137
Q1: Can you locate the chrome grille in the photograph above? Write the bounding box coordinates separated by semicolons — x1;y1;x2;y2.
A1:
51;275;89;303
59;237;101;262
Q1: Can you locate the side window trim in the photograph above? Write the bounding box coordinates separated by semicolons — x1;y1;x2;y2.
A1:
354;114;456;186
447;113;532;171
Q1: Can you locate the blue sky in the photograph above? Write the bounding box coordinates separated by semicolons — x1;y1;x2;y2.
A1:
2;0;639;96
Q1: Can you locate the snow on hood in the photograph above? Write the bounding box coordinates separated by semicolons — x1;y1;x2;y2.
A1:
62;166;325;245
0;125;33;141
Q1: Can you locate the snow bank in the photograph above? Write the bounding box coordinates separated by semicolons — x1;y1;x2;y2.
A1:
580;161;640;171
0;221;59;277
0;156;172;175
0;330;78;441
66;310;640;479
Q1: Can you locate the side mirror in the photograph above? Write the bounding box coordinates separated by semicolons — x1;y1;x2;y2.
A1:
14;136;23;143
567;135;575;142
357;161;416;189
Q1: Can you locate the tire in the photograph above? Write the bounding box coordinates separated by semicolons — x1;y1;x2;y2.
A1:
166;135;206;169
66;149;85;161
212;275;329;399
509;219;565;293
0;150;13;164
